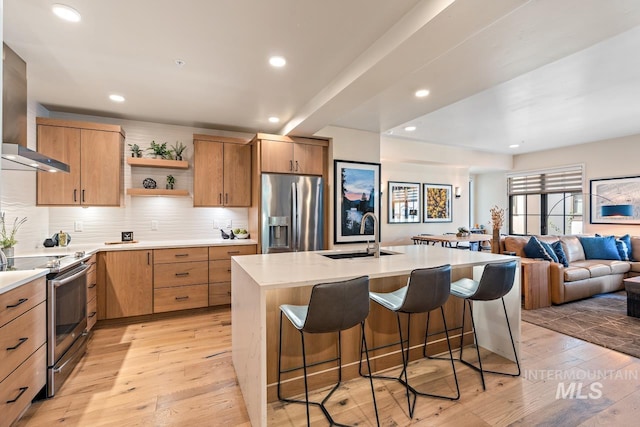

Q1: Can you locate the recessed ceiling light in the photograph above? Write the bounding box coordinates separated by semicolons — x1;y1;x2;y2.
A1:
509;144;520;148
404;126;417;132
268;116;280;123
415;89;430;98
52;4;81;22
109;94;125;103
175;59;186;68
269;56;286;67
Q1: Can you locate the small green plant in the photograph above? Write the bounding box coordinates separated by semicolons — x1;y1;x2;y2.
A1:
147;141;169;159
457;226;469;233
1;212;27;248
170;141;187;160
166;175;176;189
128;143;143;157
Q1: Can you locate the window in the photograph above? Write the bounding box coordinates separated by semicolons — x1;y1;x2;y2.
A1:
508;167;583;235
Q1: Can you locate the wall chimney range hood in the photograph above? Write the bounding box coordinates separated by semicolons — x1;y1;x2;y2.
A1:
2;43;70;173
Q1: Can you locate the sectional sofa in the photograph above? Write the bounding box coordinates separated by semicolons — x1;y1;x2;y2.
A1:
500;234;640;305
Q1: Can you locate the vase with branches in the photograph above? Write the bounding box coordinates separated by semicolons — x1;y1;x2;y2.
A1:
1;212;27;258
489;205;504;253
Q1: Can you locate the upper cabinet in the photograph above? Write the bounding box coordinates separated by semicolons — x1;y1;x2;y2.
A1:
36;118;124;206
260;138;324;176
193;134;251;207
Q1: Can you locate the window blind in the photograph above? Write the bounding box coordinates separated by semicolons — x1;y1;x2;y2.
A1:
508;167;583;195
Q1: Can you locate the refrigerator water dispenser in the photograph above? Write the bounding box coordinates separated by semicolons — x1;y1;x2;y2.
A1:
268;216;289;249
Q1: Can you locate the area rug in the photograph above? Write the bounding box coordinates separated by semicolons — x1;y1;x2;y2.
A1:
521;291;640;359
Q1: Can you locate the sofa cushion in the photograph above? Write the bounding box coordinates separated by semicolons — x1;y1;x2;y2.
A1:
524;236;556;261
631;237;640;261
618;234;632;260
551;241;569;267
564;267;590;281
560;236;586;263
570;260;630;276
504;236;528;257
579;236;621;260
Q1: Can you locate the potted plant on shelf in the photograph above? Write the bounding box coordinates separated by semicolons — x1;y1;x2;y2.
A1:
1;212;27;258
128;143;143;158
147;141;169;159
166;175;176;190
170;141;187;161
456;226;469;237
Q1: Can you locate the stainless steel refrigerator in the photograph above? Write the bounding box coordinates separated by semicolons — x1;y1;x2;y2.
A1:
261;173;324;254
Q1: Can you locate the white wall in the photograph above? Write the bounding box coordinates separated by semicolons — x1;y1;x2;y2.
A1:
511;134;640;236
472;172;508;233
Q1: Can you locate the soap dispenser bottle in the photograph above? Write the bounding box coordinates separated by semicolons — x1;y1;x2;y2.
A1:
58;230;67;247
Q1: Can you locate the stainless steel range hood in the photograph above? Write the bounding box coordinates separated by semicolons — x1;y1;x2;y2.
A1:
2;43;69;173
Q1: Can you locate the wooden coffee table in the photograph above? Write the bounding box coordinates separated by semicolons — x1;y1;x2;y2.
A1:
623;276;640;318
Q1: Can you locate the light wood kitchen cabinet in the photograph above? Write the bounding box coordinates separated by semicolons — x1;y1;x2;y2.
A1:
0;277;47;427
153;247;209;313
208;244;256;306
103;250;153;319
86;254;98;331
260;139;323;176
193;134;251;207
36;118;124;206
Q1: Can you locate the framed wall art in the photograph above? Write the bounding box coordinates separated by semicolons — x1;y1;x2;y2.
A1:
334;160;381;243
388;181;420;223
423;183;452;223
590;176;640;224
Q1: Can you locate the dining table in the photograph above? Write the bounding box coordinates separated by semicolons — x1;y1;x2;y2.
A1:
411;233;492;249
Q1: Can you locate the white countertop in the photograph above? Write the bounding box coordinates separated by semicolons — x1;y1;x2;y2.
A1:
232;244;517;289
0;238;258;294
0;269;49;294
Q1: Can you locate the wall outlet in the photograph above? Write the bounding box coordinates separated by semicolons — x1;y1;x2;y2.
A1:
214;219;232;229
74;221;83;232
151;220;159;231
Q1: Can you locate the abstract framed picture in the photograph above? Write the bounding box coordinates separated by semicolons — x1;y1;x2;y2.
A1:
388;181;420;223
334;160;381;243
423;183;452;223
590;176;640;224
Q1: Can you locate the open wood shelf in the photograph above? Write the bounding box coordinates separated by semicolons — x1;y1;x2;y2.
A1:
126;188;190;197
127;157;189;169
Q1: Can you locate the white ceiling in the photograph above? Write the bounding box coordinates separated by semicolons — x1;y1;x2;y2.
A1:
4;0;640;155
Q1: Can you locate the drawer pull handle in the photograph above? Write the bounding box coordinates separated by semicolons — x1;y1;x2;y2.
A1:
6;387;28;404
88;283;97;289
175;296;189;301
175;253;189;257
6;298;28;308
175;272;190;277
6;337;28;351
227;269;231;272
88;311;97;318
227;251;240;255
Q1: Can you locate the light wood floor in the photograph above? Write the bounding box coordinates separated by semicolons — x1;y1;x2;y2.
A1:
16;307;640;427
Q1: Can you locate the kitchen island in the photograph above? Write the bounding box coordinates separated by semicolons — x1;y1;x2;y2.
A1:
231;244;520;426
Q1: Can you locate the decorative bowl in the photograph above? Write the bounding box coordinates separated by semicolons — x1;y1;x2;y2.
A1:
235;233;249;239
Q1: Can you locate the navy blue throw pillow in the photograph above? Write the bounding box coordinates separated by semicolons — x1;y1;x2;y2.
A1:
618;234;632;261
523;236;555;261
540;241;559;263
551;241;569;267
579;236;621;260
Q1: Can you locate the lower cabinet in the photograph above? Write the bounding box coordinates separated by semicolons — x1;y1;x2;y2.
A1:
209;244;257;306
86;254;98;330
102;250;153;319
153;247;209;313
0;277;47;427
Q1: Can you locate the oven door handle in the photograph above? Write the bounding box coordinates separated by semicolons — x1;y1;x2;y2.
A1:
51;264;90;288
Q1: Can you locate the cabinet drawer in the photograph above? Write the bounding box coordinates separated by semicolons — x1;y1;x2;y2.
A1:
154;284;208;313
87;275;97;302
0;344;46;427
87;267;97;290
87;297;97;331
0;302;46;383
0;277;46;328
209;282;231;306
154;261;208;288
209;260;231;283
209;244;256;260
154;247;208;264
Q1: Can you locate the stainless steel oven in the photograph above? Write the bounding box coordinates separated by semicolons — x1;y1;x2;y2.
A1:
47;262;89;397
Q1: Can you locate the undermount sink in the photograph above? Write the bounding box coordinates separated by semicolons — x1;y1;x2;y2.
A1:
321;250;398;260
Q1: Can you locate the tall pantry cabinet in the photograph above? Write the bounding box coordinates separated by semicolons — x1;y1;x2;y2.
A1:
36;118;124;206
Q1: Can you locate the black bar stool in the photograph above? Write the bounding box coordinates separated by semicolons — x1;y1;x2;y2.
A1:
450;260;520;390
359;265;459;418
277;276;380;427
